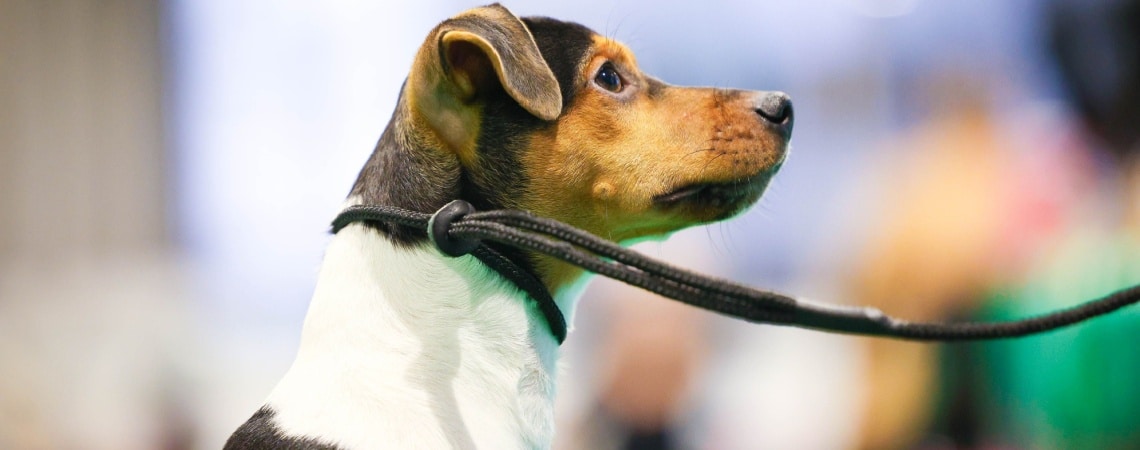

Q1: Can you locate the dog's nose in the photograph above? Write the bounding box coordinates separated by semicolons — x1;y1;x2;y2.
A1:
754;91;794;135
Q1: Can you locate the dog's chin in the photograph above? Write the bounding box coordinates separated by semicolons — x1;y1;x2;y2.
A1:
652;171;774;223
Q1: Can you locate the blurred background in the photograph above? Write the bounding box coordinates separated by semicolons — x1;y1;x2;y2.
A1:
2;0;1138;448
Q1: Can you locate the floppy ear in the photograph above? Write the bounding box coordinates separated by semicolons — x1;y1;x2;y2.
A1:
414;4;565;124
433;4;562;121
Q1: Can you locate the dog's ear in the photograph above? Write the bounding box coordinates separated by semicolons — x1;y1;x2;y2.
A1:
438;5;562;120
411;4;562;127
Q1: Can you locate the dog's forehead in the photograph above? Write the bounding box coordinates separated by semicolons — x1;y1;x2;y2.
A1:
520;16;595;62
520;16;606;105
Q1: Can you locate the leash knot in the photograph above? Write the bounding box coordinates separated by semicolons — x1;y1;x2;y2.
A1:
429;200;481;257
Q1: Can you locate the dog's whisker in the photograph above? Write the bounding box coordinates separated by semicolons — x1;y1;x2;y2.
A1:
684;147;715;159
701;152;728;172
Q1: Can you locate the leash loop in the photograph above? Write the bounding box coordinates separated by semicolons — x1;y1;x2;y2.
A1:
429;200;481;257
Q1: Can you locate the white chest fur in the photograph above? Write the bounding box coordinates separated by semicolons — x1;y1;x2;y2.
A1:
264;224;569;449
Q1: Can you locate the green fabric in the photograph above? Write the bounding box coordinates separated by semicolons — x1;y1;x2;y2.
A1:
981;231;1140;449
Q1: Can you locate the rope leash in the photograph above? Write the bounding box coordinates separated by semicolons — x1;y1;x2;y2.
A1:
332;200;1140;344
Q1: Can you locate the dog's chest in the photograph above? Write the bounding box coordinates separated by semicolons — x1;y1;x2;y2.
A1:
258;225;561;449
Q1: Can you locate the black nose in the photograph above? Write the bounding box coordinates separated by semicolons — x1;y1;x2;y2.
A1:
754;92;794;133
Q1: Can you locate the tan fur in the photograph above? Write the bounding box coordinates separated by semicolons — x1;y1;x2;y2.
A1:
520;37;788;290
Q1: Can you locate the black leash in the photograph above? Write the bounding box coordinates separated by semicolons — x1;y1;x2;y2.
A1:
332;200;1140;344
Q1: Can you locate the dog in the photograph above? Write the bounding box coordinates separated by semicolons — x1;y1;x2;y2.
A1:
225;4;792;449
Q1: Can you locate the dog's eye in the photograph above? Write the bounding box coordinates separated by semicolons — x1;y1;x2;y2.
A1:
594;63;623;93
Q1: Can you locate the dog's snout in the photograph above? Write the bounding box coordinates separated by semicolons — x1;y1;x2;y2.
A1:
753;92;794;133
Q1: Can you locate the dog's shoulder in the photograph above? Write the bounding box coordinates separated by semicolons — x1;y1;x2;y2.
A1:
224;406;343;450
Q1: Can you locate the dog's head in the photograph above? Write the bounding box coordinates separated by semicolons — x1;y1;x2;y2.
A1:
352;4;792;290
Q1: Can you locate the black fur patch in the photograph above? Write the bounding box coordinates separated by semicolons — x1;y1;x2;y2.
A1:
224;407;343;450
460;17;595;275
348;88;462;244
459;16;596;211
521;17;595;111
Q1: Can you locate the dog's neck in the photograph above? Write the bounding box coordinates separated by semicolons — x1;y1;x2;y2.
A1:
263;222;585;449
256;90;593;447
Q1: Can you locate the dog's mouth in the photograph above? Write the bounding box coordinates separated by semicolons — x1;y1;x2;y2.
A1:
653;170;777;219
